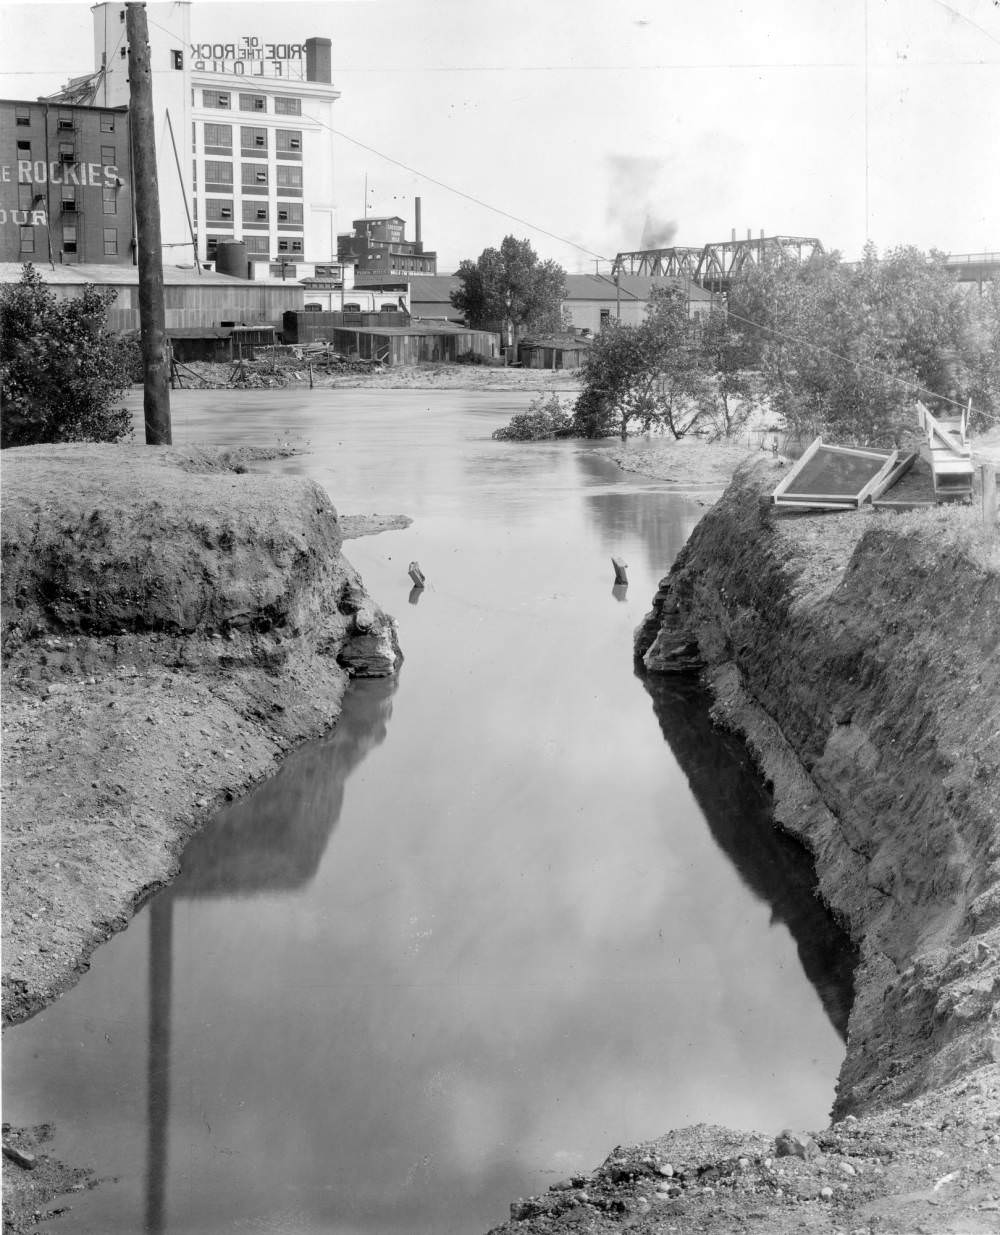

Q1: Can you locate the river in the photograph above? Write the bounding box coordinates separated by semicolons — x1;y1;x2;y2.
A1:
3;389;856;1234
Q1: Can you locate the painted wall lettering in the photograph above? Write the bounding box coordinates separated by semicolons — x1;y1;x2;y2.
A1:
5;162;121;187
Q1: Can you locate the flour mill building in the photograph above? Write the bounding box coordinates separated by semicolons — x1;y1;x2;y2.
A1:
3;2;342;274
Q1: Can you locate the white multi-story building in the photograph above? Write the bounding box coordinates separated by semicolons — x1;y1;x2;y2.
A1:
83;2;340;272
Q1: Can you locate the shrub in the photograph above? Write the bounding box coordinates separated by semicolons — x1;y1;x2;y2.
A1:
1;264;134;449
492;393;574;441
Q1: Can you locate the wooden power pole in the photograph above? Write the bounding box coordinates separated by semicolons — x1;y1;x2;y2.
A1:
126;2;171;445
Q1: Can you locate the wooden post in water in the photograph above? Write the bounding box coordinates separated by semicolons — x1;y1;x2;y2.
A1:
983;464;998;539
408;562;426;589
612;557;629;585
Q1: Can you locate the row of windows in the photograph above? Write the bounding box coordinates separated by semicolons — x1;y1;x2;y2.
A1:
203;199;304;224
201;161;303;189
202;123;301;153
205;235;304;258
16;141;117;165
19;225;119;255
14;108;117;133
202;90;302;116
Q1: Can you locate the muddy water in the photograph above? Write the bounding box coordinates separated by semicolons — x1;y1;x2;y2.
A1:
4;391;856;1234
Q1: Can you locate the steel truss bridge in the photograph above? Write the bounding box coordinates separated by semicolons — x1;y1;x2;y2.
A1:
612;235;824;293
612;237;1000;294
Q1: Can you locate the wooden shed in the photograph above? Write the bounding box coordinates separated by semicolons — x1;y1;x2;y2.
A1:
324;322;499;366
517;335;592;370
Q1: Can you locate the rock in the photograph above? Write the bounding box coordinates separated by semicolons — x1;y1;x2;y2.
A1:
775;1129;819;1160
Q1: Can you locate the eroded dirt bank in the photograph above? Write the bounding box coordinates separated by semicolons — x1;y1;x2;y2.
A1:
487;456;1000;1234
1;444;402;1027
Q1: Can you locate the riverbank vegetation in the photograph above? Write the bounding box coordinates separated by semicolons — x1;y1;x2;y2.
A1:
493;245;1000;448
0;265;135;449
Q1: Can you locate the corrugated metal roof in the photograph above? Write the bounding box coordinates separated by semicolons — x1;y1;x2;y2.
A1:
334;322;489;338
0;262;259;288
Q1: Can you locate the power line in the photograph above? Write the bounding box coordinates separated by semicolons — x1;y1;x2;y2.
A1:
304;112;611;263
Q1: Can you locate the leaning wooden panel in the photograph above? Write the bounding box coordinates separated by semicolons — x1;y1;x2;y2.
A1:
857;450;899;506
773;438;895;509
771;436;823;502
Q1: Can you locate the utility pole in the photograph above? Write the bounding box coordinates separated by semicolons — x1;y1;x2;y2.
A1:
126;2;171;444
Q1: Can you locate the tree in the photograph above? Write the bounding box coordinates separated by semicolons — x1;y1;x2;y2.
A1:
728;244;995;446
572;286;707;441
451;236;566;355
1;264;134;449
692;307;760;439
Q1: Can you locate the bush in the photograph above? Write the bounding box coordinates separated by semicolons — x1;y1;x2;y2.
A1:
1;264;134;449
455;349;487;365
492;393;574;441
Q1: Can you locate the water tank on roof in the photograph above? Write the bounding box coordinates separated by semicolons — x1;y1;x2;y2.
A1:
215;241;248;279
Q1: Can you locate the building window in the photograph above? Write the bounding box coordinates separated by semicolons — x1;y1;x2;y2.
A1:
241;164;268;186
243;201;268;222
276;165;302;189
19;227;35;254
18;183;33;210
241;126;267;152
171;49;183;69
57;112;74;131
15;106;30;126
274;96;302;116
100;144;116;166
277;203;303;226
100;113;116;132
270;262;297;277
314;264;341;278
239;94;266;113
62;224;77;253
104;227;118;256
206;237;221;259
276;129;302;153
244;236;269;255
277;238;303;254
58;141;75;164
120;46;127;58
203;123;232;150
204;90;231;109
206;199;234;221
61;185;76;209
205;160;234;186
103;185;117;215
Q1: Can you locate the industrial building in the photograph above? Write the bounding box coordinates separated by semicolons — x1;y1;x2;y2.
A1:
0;261;303;332
337;205;437;276
407;274;715;330
0;98;133;264
42;2;341;272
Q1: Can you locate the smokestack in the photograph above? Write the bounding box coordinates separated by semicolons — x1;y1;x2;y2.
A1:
747;228;752;240
731;228;736;242
305;38;332;84
414;196;422;245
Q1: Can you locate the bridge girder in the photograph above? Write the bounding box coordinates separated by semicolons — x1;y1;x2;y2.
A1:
612;236;825;290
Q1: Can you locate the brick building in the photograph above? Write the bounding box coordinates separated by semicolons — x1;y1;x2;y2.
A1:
337;203;437;276
0;98;133;264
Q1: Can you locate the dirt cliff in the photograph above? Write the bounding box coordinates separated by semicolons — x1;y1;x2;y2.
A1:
486;454;1000;1234
1;443;401;1031
636;458;1000;1119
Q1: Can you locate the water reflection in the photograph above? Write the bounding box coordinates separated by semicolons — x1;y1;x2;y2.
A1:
143;680;397;1232
173;679;396;898
575;451;701;575
640;673;858;1038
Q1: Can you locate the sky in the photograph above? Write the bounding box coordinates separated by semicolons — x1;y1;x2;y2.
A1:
1;0;998;273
